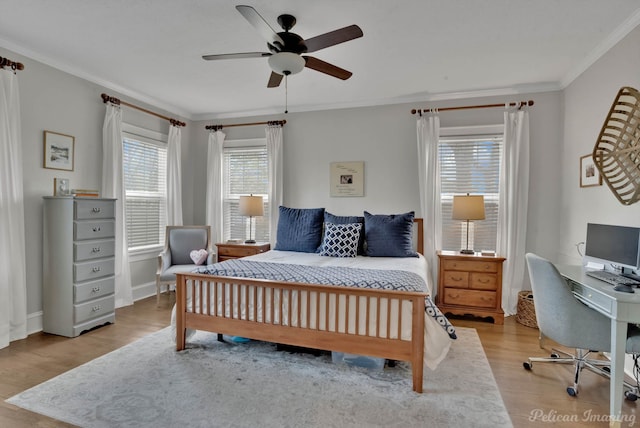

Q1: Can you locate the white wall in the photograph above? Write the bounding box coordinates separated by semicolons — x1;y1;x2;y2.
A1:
558;25;640;265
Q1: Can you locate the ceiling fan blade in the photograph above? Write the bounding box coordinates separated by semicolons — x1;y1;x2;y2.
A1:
236;5;285;50
267;72;283;88
304;25;363;53
303;56;352;80
202;52;271;61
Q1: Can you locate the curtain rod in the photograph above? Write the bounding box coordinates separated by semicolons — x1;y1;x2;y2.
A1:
0;56;25;72
101;93;186;127
205;120;286;131
411;100;534;115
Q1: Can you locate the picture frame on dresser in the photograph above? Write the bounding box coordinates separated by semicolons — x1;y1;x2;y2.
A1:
43;130;75;171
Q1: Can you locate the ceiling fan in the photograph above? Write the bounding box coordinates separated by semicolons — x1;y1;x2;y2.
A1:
203;5;363;88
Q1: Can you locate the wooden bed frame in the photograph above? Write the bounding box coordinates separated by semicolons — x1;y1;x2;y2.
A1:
175;219;427;393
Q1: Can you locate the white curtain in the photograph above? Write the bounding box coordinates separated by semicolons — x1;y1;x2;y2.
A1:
206;130;225;245
497;107;530;315
166;124;183;225
102;103;133;308
0;69;27;349
416;112;442;291
266;124;283;246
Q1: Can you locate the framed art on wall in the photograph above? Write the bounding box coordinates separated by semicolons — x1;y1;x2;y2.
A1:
580;153;602;188
330;161;364;197
43;130;75;171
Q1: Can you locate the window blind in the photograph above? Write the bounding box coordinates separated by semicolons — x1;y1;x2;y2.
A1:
439;135;502;252
223;145;270;242
123;137;167;250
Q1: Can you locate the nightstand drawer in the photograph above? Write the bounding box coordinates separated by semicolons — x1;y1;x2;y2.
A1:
442;260;499;273
443;288;496;308
218;246;261;257
470;273;498;290
442;271;469;288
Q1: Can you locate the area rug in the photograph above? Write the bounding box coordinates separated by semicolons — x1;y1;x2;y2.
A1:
7;327;511;428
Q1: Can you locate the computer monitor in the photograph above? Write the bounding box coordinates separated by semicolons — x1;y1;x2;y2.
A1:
584;223;640;273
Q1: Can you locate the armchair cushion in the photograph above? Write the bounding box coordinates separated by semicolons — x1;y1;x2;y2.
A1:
169;228;209;265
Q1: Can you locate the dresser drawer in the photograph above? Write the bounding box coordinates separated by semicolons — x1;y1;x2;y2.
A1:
74;277;115;303
470;273;498;291
75;199;115;220
74;295;115;324
74;258;115;282
75;220;115;240
442;260;499;273
443;288;497;308
74;239;115;262
442;271;469;288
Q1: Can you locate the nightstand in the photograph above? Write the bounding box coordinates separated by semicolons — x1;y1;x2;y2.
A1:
216;242;270;262
436;250;506;324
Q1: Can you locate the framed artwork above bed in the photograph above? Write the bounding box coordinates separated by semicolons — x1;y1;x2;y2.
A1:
330;161;364;197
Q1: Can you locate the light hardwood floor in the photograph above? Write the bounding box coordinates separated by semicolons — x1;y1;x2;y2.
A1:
0;295;637;427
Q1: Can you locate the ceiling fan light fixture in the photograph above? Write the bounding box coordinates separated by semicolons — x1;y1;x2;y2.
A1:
268;52;305;76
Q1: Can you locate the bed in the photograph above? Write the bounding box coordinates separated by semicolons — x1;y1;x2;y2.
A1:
174;209;456;393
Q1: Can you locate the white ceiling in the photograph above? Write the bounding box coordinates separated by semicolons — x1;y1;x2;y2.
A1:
1;1;639;120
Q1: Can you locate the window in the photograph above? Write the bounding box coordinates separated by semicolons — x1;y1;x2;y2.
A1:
439;130;503;252
122;132;167;251
223;141;270;242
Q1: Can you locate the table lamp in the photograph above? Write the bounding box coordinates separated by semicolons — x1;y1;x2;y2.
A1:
239;195;264;244
452;194;485;254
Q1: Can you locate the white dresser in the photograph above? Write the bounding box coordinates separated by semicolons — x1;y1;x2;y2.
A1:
43;197;116;337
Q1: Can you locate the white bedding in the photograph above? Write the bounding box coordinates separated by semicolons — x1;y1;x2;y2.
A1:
173;250;452;370
243;250;451;369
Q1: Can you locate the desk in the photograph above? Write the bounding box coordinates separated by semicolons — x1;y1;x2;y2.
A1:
558;264;640;428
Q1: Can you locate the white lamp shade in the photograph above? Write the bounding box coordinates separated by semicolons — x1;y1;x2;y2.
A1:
239;195;264;217
268;52;305;75
452;195;485;220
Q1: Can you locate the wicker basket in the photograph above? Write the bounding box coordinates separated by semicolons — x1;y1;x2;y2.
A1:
516;290;538;328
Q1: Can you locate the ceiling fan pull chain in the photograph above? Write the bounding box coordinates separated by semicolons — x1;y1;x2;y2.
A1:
285;75;288;114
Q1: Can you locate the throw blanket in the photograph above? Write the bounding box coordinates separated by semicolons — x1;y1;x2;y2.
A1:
194;259;456;339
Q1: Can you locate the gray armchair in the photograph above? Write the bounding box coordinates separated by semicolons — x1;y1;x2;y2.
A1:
156;225;215;305
523;253;640;398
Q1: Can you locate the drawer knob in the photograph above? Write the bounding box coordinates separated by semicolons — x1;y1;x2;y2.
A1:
91;207;102;213
92;266;101;272
92;226;101;232
451;276;464;282
92;287;101;293
92;247;101;253
92;305;102;312
478;278;489;283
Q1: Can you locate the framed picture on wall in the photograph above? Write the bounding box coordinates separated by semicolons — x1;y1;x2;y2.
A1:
330;161;364;197
43;130;75;171
579;153;602;188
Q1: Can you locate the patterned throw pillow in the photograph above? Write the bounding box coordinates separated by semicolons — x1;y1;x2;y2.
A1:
319;222;362;258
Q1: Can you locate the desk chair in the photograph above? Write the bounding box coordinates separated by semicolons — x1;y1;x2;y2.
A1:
523;253;640;397
156;225;215;305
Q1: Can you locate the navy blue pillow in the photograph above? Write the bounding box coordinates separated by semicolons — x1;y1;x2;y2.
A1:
274;206;325;253
364;211;418;257
324;212;366;255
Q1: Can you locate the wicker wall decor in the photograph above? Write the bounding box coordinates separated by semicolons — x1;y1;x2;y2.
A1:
592;86;640;205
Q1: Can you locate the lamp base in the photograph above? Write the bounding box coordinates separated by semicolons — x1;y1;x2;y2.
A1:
244;239;256;244
459;249;475;254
